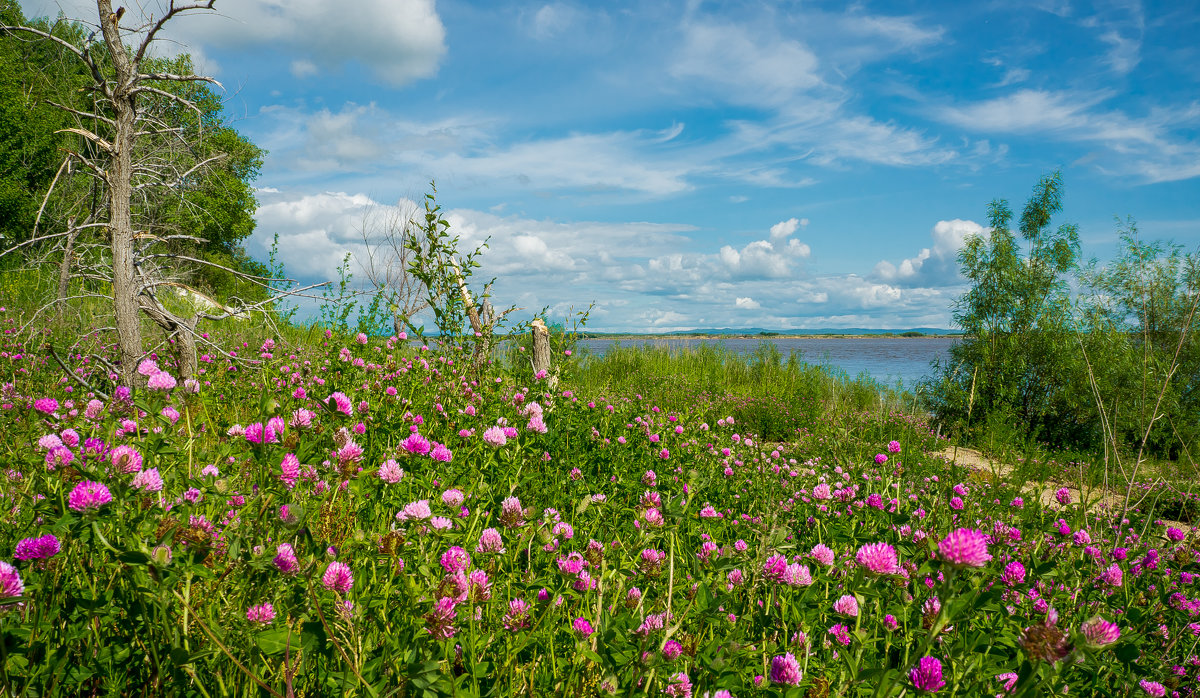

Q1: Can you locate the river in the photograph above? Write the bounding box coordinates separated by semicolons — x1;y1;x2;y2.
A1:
575;336;956;388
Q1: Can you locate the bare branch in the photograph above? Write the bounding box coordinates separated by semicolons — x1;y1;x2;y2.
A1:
46;344;110;401
0;230;75;259
139;72;223;90
127;85;205;119
44;100;117;127
55;127;115;153
134;153;225;191
133;1;218;65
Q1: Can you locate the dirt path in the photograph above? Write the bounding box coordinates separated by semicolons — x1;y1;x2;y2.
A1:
934;446;1125;511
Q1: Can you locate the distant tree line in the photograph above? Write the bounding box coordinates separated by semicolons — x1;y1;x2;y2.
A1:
921;171;1199;460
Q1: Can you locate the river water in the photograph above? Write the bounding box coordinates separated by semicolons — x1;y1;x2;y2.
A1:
575;336;956;388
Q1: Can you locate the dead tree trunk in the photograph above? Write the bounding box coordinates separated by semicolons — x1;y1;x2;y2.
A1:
99;0;143;388
55;218;80;307
531;318;551;377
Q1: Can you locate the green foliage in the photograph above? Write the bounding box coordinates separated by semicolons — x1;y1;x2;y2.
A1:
0;13;266;305
1078;220;1200;458
922;171;1090;449
317;253;358;335
924;173;1198;460
1;324;1194;696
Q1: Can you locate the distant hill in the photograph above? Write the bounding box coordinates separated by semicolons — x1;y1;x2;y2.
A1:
574;327;961;338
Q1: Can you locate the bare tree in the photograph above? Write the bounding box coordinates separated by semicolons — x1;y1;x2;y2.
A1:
357;199;430;337
2;1;311;385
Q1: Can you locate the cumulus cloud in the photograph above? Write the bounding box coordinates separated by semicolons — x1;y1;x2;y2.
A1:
873;219;984;287
249;188;964;331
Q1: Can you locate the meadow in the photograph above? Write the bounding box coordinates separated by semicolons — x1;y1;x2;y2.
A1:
0;310;1198;697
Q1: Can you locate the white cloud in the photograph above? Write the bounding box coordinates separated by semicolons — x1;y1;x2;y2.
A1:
670;20;823;108
17;0;445;86
290;59;318;79
936;90;1200;182
874;219;985;287
528;3;578;39
842;13;945;48
249;188;966;331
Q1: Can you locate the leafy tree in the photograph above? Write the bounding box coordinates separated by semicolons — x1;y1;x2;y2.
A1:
1079;220;1200;458
922;171;1089;448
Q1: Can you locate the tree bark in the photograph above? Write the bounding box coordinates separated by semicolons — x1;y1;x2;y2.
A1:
99;0;143;388
56;219;79;306
531;318;551;379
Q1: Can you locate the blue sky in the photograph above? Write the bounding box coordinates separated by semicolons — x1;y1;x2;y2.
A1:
20;0;1200;331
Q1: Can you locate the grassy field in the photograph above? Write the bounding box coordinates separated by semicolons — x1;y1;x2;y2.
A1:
0;309;1197;697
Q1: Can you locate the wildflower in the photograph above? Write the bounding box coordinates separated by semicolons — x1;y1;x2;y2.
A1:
884;614;900;631
857;542;900;575
247;603;276;625
33;397;59;414
378;459;405;483
322;561;353;593
14;534;60;560
468;570;491;601
274;543;298;574
828;623;852;646
482;426;508;447
770;653;803;686
68;481;112;512
397;500;433;522
45;446;74;469
1080;616;1121;648
763;553;788;582
37;434;63;451
1101;563;1123;587
783;563;813;587
476;528;505;554
425;596;457;639
440;546;471;574
910;657;946;692
1139;680;1166;697
327;392;353;416
810;543;835;565
833;594;859;617
573;617;594;637
0;561;24;598
664;672;692;698
109;444;143;474
443;489;465;507
430;442;453;462
887;440;901;453
332;439;364;466
147;372;177;390
874;453;887;465
503;598;531;630
1001;561;1026;586
500;497;525;528
1054;487;1071;505
277;453;301;489
131;467;163;492
402;433;431;455
1020;622;1071;663
937;528;992;568
1166;527;1185;542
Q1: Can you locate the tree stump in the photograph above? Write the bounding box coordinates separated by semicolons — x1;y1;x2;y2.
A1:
531;318;553;387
